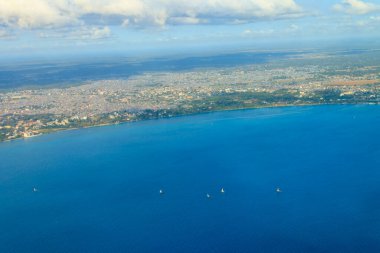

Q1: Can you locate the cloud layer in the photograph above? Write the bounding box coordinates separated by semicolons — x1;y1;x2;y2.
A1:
333;0;380;15
0;0;304;29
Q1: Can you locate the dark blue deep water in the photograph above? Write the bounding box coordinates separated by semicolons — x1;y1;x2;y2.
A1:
0;105;379;253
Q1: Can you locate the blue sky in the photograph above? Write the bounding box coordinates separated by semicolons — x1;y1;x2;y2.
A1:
0;0;380;60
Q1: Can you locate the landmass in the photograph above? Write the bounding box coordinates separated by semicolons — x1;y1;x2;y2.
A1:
1;50;379;142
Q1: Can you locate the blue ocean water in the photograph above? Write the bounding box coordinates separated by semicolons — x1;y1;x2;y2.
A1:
0;105;379;253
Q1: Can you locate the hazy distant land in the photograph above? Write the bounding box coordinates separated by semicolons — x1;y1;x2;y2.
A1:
1;49;379;142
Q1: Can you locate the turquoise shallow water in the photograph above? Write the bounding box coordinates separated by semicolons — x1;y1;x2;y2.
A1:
0;105;379;253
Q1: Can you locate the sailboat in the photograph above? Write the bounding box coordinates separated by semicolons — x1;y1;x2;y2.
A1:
221;188;225;193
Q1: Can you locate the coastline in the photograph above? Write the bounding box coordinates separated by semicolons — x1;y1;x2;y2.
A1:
1;102;377;145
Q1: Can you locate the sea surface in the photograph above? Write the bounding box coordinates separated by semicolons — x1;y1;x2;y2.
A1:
0;105;379;253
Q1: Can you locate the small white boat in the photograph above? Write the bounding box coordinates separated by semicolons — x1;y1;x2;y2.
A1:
221;188;225;193
276;187;282;193
206;193;211;199
159;189;164;194
33;187;38;192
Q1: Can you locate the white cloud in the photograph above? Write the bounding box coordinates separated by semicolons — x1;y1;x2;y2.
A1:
0;28;10;38
82;26;111;39
242;28;275;37
38;26;111;40
287;24;299;32
242;23;300;38
333;0;380;15
0;0;304;29
0;0;76;28
370;15;380;20
62;26;112;41
353;15;380;30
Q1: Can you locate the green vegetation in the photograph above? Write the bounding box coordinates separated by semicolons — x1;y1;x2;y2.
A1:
1;86;379;142
1;49;379;142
